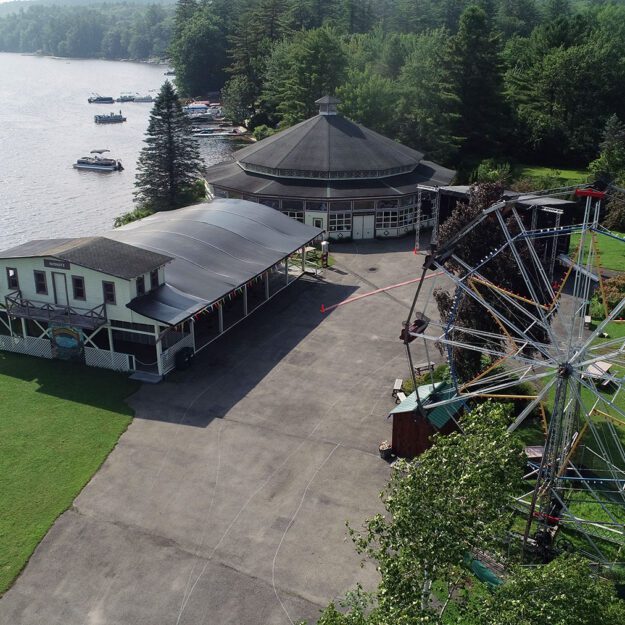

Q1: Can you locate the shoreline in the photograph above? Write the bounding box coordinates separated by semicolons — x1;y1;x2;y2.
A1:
14;51;171;68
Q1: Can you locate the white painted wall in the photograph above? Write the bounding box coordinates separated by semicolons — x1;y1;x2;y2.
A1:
0;257;162;326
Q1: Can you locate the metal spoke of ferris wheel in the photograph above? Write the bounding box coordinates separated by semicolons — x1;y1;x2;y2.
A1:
448;252;558;349
494;208;562;353
403;188;625;562
432;261;555;363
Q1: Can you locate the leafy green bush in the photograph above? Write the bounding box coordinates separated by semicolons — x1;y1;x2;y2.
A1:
471;159;512;185
113;205;154;228
402;364;449;394
252;124;277;141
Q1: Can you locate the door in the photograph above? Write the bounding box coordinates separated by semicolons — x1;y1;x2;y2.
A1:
352;215;364;240
363;214;375;239
52;272;69;307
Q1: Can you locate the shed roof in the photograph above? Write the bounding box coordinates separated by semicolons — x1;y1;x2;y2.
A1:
109;199;322;325
0;237;171;279
389;381;465;429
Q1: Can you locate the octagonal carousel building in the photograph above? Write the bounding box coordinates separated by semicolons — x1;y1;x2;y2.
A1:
205;96;456;241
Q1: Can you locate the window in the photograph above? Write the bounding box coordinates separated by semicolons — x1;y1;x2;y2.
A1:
305;201;328;212
376;207;414;229
34;270;47;295
72;276;86;300
353;200;375;211
282;200;303;210
282;211;304;223
150;269;159;291
102;281;116;305
137;276;145;296
328;201;351;211
259;197;279;209
329;212;352;232
377;199;399;209
376;210;398;228
6;267;18;290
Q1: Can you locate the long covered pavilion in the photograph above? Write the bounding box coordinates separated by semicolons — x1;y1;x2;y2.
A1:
205;96;455;241
0;200;323;378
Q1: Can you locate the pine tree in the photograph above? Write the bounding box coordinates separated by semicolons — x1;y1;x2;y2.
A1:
134;81;203;212
447;4;507;157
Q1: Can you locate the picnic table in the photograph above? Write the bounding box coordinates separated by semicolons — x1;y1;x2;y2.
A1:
585;361;613;386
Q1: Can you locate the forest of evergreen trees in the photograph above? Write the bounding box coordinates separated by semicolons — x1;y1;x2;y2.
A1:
0;3;173;60
167;0;625;169
2;0;625;169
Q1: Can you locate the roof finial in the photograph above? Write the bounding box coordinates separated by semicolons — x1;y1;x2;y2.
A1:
315;95;340;116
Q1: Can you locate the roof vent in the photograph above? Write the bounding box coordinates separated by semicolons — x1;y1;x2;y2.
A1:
315;95;340;116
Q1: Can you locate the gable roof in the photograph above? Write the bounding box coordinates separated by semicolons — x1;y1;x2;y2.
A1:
0;237;172;279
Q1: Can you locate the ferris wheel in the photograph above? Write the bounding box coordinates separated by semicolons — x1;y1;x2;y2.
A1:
403;187;625;563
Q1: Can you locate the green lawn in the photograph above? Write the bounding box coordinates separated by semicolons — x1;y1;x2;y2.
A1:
569;230;625;272
515;164;589;186
0;353;139;595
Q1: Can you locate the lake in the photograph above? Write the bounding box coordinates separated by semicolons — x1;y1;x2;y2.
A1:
0;53;242;250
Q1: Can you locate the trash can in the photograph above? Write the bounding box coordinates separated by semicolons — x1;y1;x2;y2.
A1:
175;346;194;371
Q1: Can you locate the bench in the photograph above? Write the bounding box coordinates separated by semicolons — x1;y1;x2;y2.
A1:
396;391;407;405
392;378;403;397
414;361;435;376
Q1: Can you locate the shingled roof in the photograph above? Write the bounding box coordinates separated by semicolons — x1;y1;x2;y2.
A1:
233;113;425;180
0;237;172;279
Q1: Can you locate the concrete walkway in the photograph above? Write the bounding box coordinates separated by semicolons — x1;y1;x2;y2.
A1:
0;239;443;625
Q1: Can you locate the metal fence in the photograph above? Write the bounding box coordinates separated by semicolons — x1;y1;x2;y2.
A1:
0;335;53;358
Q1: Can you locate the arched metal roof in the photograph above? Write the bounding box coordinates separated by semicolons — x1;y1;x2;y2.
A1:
106;199;322;325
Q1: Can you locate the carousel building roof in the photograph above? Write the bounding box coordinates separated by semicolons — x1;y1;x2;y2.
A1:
205;96;455;196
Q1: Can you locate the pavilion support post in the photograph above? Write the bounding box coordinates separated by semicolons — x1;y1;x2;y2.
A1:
190;319;196;353
218;306;224;333
154;325;163;376
285;257;289;284
243;285;248;316
302;246;306;272
265;271;270;300
20;317;27;338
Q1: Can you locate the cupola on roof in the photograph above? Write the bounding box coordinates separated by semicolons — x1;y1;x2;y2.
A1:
235;96;425;181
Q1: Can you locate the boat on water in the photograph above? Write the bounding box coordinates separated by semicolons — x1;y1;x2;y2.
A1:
94;111;127;124
133;94;154;103
116;93;135;103
73;149;124;172
88;94;115;104
193;128;241;137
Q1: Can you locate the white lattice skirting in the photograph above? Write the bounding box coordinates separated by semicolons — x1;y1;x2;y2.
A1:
84;347;135;372
0;335;53;358
161;333;194;374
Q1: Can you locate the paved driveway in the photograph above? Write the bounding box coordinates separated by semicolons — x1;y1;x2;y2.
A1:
0;239;444;625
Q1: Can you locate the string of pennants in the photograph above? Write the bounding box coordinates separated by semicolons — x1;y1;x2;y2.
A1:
191;272;268;322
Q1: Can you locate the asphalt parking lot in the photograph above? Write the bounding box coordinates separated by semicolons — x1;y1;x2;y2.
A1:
0;237;445;625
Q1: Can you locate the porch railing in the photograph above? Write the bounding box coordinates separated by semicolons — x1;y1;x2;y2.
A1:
5;290;107;330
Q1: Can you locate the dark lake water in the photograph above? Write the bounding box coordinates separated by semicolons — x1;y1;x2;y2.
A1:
0;53;243;250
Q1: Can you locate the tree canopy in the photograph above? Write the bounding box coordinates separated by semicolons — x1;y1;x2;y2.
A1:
4;0;625;169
